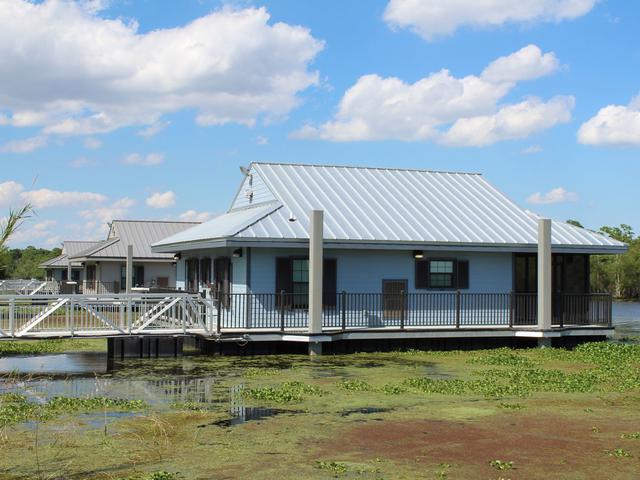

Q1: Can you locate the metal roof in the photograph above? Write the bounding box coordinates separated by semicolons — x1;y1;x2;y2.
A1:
70;220;199;260
153;162;626;253
39;240;103;268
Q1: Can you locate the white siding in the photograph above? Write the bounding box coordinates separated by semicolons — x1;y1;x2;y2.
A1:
230;170;277;211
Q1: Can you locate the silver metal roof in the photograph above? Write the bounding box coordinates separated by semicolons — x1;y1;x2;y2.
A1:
71;220;199;260
39;240;103;268
153;162;626;253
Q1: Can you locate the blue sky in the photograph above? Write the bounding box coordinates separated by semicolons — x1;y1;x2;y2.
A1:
1;0;639;248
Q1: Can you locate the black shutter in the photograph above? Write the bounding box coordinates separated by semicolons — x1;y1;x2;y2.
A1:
415;260;428;289
457;260;469;289
323;258;337;307
275;257;292;306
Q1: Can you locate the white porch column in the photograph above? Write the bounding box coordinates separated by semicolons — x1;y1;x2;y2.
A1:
537;218;552;331
126;244;133;294
66;260;72;282
308;210;324;337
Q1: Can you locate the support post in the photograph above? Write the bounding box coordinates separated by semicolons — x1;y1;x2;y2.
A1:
509;292;514;328
400;290;406;330
279;290;285;332
9;298;15;337
455;290;461;328
126;244;133;294
341;291;347;331
537;219;552;331
67;260;72;284
308;210;323;335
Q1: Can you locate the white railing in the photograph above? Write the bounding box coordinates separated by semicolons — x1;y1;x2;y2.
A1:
0;280;60;296
0;293;213;338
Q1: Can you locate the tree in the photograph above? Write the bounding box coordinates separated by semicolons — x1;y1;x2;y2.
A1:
0;204;34;279
566;219;584;228
591;224;639;298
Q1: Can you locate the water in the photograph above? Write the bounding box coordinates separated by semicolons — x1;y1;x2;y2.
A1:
0;302;638;428
612;301;640;336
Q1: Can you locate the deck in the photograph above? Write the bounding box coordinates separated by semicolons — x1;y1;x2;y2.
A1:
0;292;613;344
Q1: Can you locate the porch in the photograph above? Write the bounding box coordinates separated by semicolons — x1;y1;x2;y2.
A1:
213;291;612;331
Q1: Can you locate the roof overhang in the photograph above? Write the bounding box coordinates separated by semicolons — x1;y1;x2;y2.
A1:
68;256;177;263
152;236;628;255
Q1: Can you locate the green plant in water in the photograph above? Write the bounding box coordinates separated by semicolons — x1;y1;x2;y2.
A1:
315;460;348;475
244;381;325;403
621;432;640;439
468;348;536;367
490;460;514;470
380;383;407;395
605;448;632;458
338;379;371;392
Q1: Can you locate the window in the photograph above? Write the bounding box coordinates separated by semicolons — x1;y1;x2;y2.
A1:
292;259;309;308
415;258;469;290
429;260;454;288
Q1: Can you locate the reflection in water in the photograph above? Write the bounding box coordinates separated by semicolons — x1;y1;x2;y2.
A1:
0;352;109;375
613;301;640;336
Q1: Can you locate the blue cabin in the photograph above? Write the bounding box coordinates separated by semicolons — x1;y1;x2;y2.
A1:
152;162;625;348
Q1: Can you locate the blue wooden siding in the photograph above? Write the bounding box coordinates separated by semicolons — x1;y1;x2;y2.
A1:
250;248;513;294
230;170;276;210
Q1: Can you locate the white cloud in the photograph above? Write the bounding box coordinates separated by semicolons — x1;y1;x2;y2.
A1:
137;121;170;138
83;137;102;150
441;96;574;147
121;153;165;166
292;45;572;145
146;191;176;209
178;210;213;222
0;2;323;137
577;94;640;146
70;156;98;168
383;0;596;40
522;144;543;154
80;197;135;227
481;45;559;83
255;135;269;145
0;181;25;208
527;187;578;205
0;135;47;153
22;188;106;208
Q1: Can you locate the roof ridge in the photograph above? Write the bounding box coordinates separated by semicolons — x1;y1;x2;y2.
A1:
111;219;200;224
251;161;482;176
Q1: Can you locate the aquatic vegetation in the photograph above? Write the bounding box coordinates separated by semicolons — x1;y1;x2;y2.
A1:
467;348;536;367
315;460;348;475
243;381;325;403
0;394;146;427
338;378;371;392
498;402;524;410
380;383;407;395
605;448;632;458
243;367;281;378
0;338;105;355
490;460;514;470
621;432;640;439
118;471;182;480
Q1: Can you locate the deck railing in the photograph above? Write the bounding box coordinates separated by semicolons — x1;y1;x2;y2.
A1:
214;291;612;331
0;291;612;338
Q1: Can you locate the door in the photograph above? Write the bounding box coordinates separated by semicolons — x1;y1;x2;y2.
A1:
383;279;407;320
214;257;231;308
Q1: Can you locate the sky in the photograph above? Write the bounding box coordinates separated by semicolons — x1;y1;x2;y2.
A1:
1;0;639;248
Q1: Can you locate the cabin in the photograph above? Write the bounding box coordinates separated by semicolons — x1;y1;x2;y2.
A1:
40;240;103;283
152;162;626;352
59;220;199;293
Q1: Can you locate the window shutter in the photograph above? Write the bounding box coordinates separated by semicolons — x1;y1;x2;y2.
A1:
415;260;428;289
137;265;145;287
457;260;469;289
323;258;337;307
275;257;292;307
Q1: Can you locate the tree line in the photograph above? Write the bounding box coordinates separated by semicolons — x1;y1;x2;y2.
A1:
580;223;640;299
0;246;62;280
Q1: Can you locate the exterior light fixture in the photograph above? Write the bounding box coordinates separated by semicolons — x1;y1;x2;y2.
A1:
173;253;181;261
413;250;424;259
233;248;243;258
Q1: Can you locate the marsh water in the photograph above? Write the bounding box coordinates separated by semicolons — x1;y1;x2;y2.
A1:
1;301;639;427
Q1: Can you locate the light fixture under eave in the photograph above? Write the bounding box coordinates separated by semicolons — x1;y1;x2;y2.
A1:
232;248;243;258
413;250;424;259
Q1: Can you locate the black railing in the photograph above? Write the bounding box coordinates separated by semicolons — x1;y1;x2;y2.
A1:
212;291;612;331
